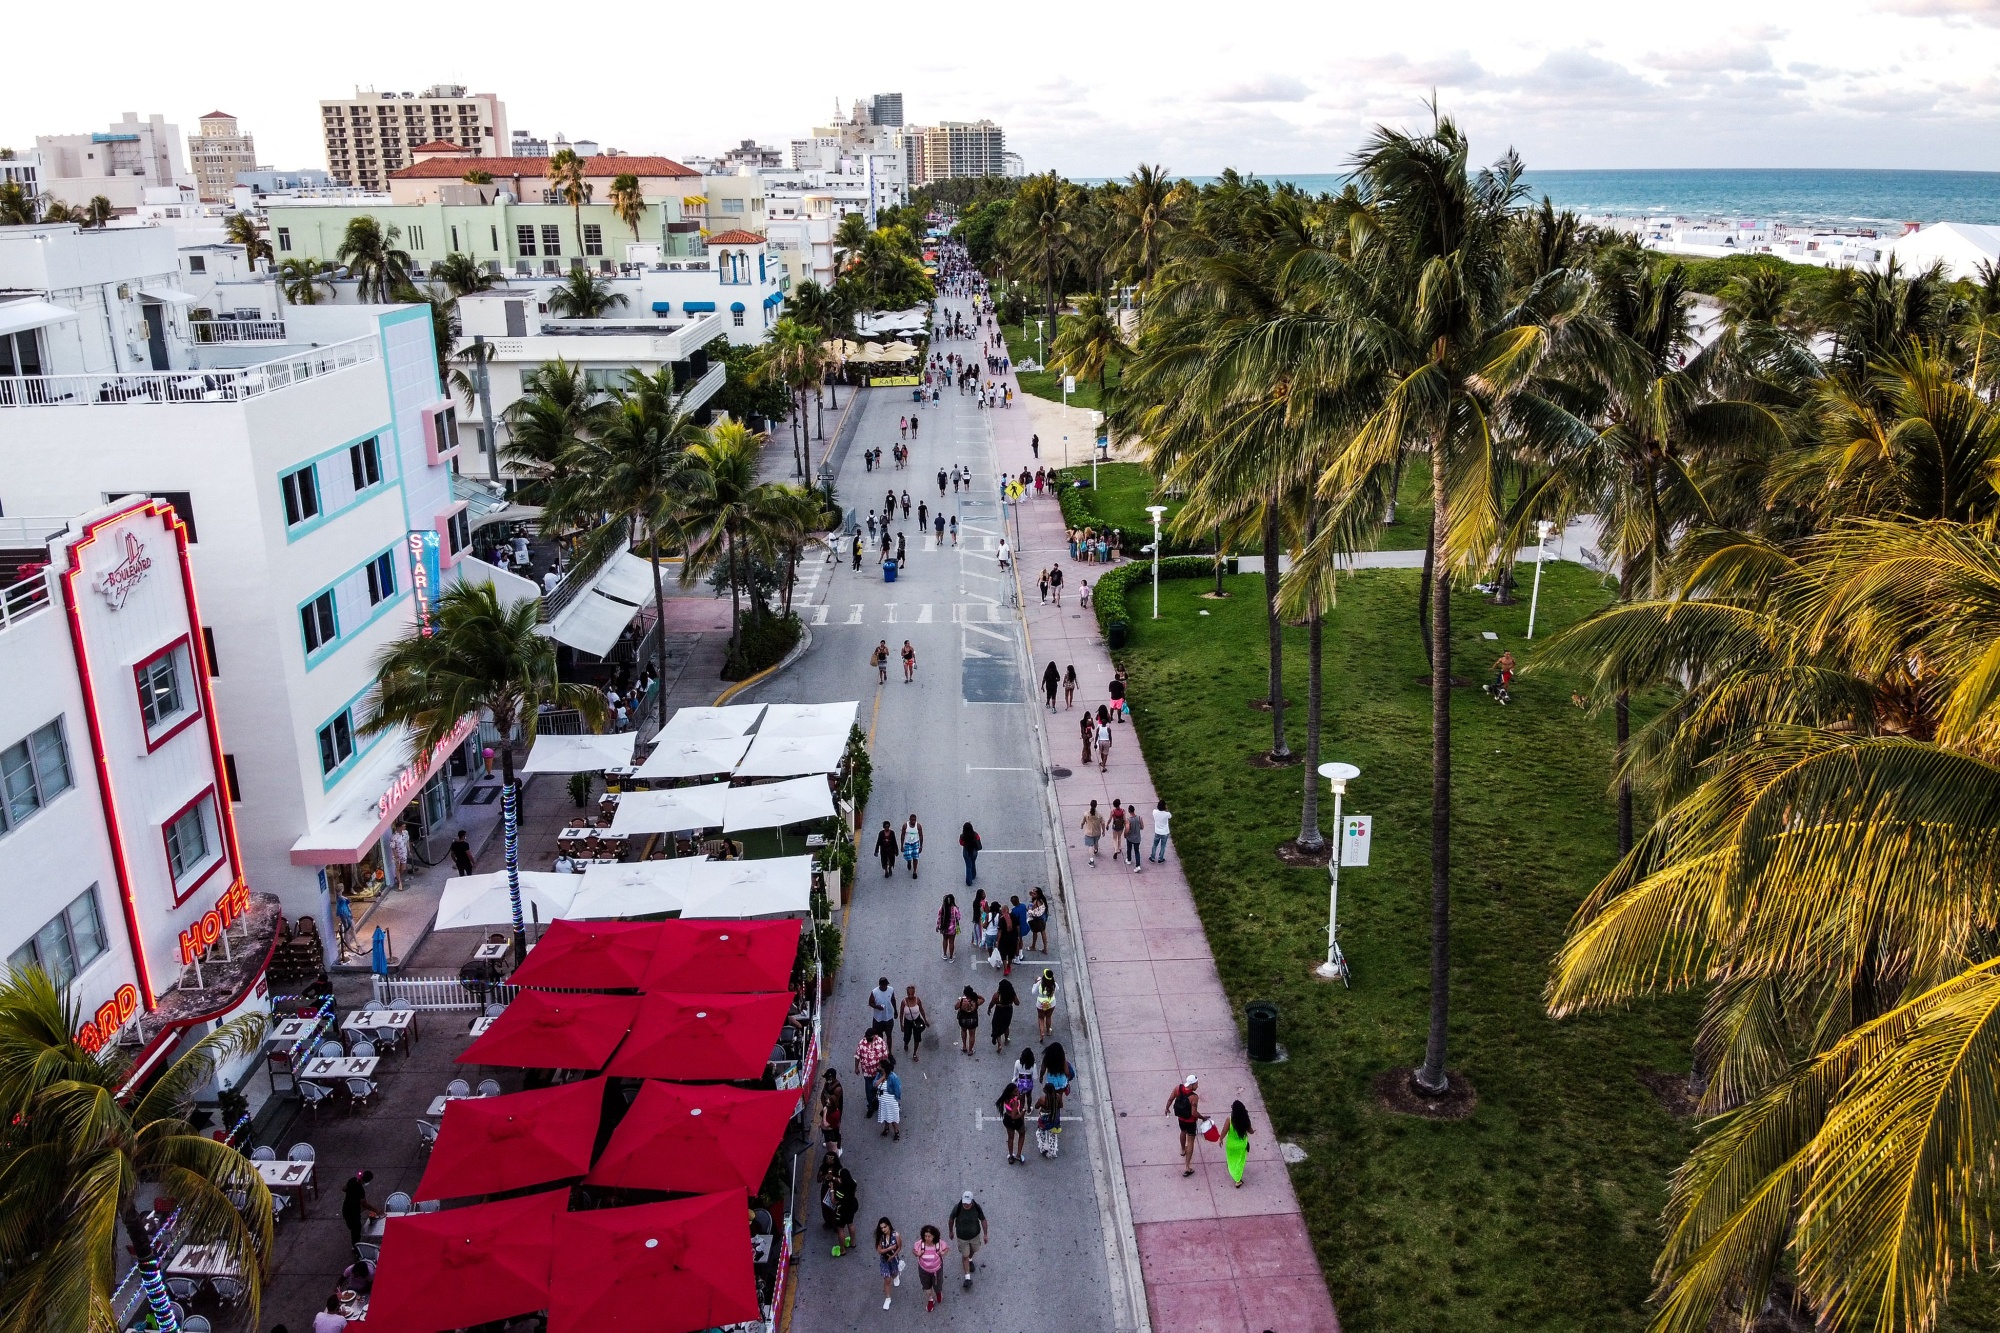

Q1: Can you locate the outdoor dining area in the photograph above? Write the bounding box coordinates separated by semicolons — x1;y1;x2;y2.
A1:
266;1001;422;1121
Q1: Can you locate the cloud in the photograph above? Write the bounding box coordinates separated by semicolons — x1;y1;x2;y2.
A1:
1340;52;1488;88
1877;0;2000;23
1645;42;1775;73
1212;75;1311;103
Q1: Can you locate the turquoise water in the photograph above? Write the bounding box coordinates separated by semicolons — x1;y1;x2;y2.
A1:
1164;170;2000;229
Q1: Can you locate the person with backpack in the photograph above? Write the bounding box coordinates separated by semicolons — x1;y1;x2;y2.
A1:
829;1165;860;1256
947;1191;988;1286
913;1224;949;1312
954;985;984;1056
995;1077;1030;1164
1164;1074;1202;1178
873;1217;903;1309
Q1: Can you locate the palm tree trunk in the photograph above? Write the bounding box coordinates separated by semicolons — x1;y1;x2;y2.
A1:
123;1203;181;1333
1387;444;1407;525
726;529;742;661
1415;451;1453;1097
1214;524;1225;597
1616;680;1633;856
1298;606;1325;851
1262;503;1290;760
501;738;526;962
648;531;670;729
1418;522;1436;663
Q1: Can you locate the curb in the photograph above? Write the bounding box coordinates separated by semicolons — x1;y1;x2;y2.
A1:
712;620;814;705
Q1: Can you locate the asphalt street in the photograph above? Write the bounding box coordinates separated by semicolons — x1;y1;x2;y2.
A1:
756;313;1129;1330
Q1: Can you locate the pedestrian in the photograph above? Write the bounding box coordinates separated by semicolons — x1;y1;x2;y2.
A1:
831;1166;860;1255
995;1076;1030;1164
1107;799;1126;851
1034;967;1058;1039
1034;1083;1063;1159
901;639;916;683
902;814;924;877
1063;664;1077;708
1027;888;1050;952
1031;433;1040;459
872;639;890;684
949;515;958;546
1116;667;1133;720
1042;661;1060;710
448;830;473;877
949;822;980;885
996;536;1010;569
1164;1075;1202;1178
954;985;983;1056
1041;1042;1072;1105
900;415;908;439
874;1217;903;1309
1125;807;1145;870
868;977;896;1038
937;892;960;960
1008;893;1028;941
1080;800;1104;866
1038;568;1049;603
1095;715;1114;771
1079;714;1095;766
341;1170;380;1252
934;512;945;544
1149;800;1172;862
896;532;906;566
876;1056;903;1142
988;976;1016;1048
937;468;948;497
996;906;1021;975
899;986;928;1063
1224;1099;1254;1188
856;1026;888;1118
1108;671;1126;722
947;1192;988;1285
918;500;928;531
914;1224;948;1312
874;819;897;876
1049;564;1064;606
819;1069;845;1157
389;822;411;889
968;887;986;954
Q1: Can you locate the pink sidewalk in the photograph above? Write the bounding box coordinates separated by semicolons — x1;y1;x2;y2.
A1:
989;369;1342;1331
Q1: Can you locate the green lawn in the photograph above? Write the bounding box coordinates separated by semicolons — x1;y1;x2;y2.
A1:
1055;461;1183;532
1000;319;1123;414
1114;565;1701;1331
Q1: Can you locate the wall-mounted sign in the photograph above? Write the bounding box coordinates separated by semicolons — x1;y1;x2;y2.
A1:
376;714;478;820
92;531;153;609
407;529;442;637
177;877;252;964
75;983;140;1053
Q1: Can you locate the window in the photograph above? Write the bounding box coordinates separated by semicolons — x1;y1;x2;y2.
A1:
490;225;499;251
450;225;459;251
281;464;320;527
366;551;395;604
541;225;562;256
317;710;355;775
201;627;219;676
8;890;107;988
188;255;206;274
0;719;72;832
136;642;193;738
408;225;424;250
516;224;537;256
164;795;219;889
733;307;745;327
301;590;337;654
276;227;292;252
445;507;470;557
722;198;745;214
583;224;603;256
349;436;382;490
222;754;241;803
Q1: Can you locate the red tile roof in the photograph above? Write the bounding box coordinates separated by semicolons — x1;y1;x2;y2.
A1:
705;229;767;245
202;110;234;120
389;154;701;180
411;139;469;153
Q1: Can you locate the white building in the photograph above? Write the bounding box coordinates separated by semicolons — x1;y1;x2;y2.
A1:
34;114;195;213
319;85;509;193
0;224;477;957
0;496;278;1086
1;149;42;196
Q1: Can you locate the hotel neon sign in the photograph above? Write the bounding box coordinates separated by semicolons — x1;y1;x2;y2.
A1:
177;878;253;965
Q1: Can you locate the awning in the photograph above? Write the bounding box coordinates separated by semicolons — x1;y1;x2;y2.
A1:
136;286;198;306
729;301;745;312
658;705;764;741
582;1083;799;1194
457;990;641;1070
651;301;674;313
756;702;858;739
631;736;750;781
0;299;79;338
547;1193;761;1333
603;990;794;1080
367;1191;564;1333
763;291;783;308
565;858;699;919
594;551;669;605
509;920;663;990
640;919;800;992
434;871;578;931
290;719;479;866
521;732;634;775
721;775;834;832
681;300;716;312
735;729;845;777
417;1077;606;1201
681;855;814;920
610;784;730;835
543;588;641;658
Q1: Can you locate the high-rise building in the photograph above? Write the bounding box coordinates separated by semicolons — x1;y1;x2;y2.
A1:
34;113;193;212
869;93;904;128
319;85;508;192
188;112;259;203
907;120;1006;186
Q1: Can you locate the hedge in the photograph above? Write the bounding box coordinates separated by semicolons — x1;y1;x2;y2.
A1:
1052;471;1204;558
1092;555;1217;635
720;613;803;680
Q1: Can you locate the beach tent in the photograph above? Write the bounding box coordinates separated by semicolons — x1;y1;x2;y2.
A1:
520;732;635;774
609;784;730;835
435;872;578;931
603;991;795;1080
563;859;700;920
416;1078;605;1201
632;736;751;780
722;775;834;832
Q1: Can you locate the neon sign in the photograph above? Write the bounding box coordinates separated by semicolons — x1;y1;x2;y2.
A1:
75;984;140;1053
177;878;252;964
407;530;442;637
376;714;478;820
92;532;153;609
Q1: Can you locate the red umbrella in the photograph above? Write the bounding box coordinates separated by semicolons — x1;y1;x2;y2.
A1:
603;991;795;1081
547;1191;760;1333
363;1189;563;1333
458;991;640;1070
509;920;663;990
639;918;800;992
583;1082;799;1194
417;1077;606;1201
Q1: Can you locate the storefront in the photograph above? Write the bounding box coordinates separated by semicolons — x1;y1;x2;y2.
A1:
290;715;483;905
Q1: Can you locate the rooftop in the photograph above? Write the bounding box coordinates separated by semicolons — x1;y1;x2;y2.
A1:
705;229;767;245
389;154;699;181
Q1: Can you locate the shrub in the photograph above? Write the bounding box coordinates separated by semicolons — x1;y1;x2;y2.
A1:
1052;469;1202;557
566;771;593;807
720;613;802;680
1092;556;1215;635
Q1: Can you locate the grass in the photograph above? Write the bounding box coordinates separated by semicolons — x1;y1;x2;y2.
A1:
1000;319;1124;414
1113;565;1701;1332
1055;461;1184;533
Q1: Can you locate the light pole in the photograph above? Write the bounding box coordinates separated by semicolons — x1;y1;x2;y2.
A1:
1316;762;1359;984
1033;318;1044;367
1526;519;1556;639
1146;504;1167;619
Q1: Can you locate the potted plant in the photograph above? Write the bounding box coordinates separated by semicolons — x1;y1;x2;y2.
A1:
568;771;593;808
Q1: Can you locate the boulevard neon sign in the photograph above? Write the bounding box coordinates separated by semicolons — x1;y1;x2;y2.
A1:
376;715;478;820
92;532;153;609
178;878;253;964
75;984;141;1054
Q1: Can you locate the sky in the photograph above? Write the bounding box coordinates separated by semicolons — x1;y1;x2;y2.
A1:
6;0;2000;179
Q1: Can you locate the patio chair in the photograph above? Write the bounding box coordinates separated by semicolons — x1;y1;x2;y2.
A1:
344;1077;378;1112
477;1079;502;1097
350;1040;377;1059
384;1191;412;1215
271;1193;289;1227
210;1278;245;1310
166;1303;186;1328
299;1081;334;1118
164;1277;201;1304
484;1001;507;1017
415;1119;439;1156
181;1318;211;1333
249;1145;276;1161
417;1199;441;1212
445;1078;471;1098
354;1242;381;1263
288;1143;316;1162
317;1040;345;1058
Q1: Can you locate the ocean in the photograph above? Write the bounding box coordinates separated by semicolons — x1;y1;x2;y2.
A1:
1166;169;2000;230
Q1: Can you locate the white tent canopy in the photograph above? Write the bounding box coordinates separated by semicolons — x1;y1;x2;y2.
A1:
756;702;858;739
633;735;751;780
435;872;578;931
659;705;766;742
564;859;699;919
594;552;669;606
722;775;835;832
610;784;731;835
735;730;846;778
542;588;640;658
520;733;635;774
681;855;814;920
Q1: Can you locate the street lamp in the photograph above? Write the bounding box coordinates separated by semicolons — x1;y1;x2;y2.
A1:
1033;318;1044;367
1316;762;1360;984
1526;519;1557;639
1146;505;1167;619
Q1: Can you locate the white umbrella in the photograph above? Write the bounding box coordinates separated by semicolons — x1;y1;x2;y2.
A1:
756;702;859;739
434;872;578;931
611;784;731;835
564;859;700;919
681;855;814;919
736;730;846;778
722;775;836;832
520;733;635;775
659;705;766;742
633;735;751;780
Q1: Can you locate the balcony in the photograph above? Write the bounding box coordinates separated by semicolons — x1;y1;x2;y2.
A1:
0;335;378;408
0;569;50;634
191;318;288;344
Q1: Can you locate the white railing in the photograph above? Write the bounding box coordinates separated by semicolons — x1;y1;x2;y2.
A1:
682;359;727;408
0;573;50;634
0;516;66;549
370;973;522;1011
0;335;378;408
191;319;288;344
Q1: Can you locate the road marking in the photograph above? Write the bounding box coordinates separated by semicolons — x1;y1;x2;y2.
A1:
967;766;1034;771
883;604;899;623
917;604;933;623
810;605;829;626
846;604;864;625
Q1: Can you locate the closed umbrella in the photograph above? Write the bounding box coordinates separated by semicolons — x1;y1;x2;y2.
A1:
547;1191;760;1333
639;919;800;992
370;926;389;976
603;991;795;1081
457;991;641;1071
363;1189;564;1333
508;920;663;990
583;1082;799;1194
417;1078;607;1201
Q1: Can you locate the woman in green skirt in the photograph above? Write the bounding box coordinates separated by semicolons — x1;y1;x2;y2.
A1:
1224;1100;1254;1188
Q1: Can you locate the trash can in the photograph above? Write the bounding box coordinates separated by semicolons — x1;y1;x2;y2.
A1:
884;558;898;583
1107;620;1129;650
1246;1001;1279;1062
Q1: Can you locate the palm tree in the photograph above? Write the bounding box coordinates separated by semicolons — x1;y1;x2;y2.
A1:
546;269;627;319
678;421;792;665
0;967;273;1333
0;180;39;225
832;212;872;279
546;148;592;262
608;172;646;241
542;368;704;727
337;216;411;301
366;581;603;959
1050;294;1125;405
462;169;493;185
224;212;271;271
502;359;606;497
276;257;333;306
1119;164;1178;300
1005;172;1070;338
763;318;827;475
432;251;498;296
78;195;113;229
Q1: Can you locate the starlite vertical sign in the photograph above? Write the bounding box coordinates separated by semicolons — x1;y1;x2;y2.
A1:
407;530;442;636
